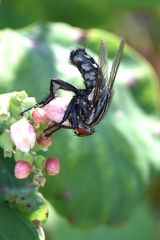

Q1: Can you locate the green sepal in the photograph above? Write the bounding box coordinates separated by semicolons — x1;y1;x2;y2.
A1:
14;150;34;165
0;130;14;158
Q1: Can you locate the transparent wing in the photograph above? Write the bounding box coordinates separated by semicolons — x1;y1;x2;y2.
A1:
108;38;125;90
93;41;108;104
98;41;108;88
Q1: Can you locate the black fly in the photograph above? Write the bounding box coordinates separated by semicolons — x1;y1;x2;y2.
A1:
20;38;125;137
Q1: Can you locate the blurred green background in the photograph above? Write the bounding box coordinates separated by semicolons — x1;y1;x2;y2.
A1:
0;1;160;240
0;0;160;82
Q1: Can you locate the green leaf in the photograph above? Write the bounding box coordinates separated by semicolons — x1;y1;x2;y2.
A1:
0;23;158;114
44;202;160;240
0;23;159;228
0;204;39;240
31;23;159;227
0;131;14;157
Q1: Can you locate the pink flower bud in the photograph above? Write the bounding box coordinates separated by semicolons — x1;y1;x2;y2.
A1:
44;97;71;123
14;160;31;179
32;108;47;124
37;133;52;147
44;157;60;176
10;118;36;153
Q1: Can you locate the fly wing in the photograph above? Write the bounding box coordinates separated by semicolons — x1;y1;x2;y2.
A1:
92;41;108;105
108;38;125;90
98;41;108;88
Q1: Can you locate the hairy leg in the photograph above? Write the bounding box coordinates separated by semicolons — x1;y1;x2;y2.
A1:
20;78;78;116
44;100;79;136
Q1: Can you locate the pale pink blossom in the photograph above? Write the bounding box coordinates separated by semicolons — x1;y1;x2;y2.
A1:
44;97;71;123
10;118;36;153
14;160;31;179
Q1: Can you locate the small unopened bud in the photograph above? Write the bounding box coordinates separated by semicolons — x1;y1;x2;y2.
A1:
32;108;47;124
44;157;60;176
14;160;32;179
37;134;52;148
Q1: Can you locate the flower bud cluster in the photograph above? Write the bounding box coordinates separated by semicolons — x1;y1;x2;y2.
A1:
10;96;70;153
14;157;60;179
9;96;68;180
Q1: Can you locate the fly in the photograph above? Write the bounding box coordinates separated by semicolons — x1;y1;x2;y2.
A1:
20;38;125;137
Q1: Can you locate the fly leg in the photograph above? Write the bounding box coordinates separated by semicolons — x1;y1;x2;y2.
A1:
43;120;77;137
20;78;78;116
44;96;77;136
51;78;78;94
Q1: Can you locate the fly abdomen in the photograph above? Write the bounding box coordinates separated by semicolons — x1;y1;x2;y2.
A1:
70;48;98;89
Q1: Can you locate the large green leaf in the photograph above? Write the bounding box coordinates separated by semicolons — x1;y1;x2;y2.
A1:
0;23;159;228
0;204;39;240
44;203;160;240
0;23;157;113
